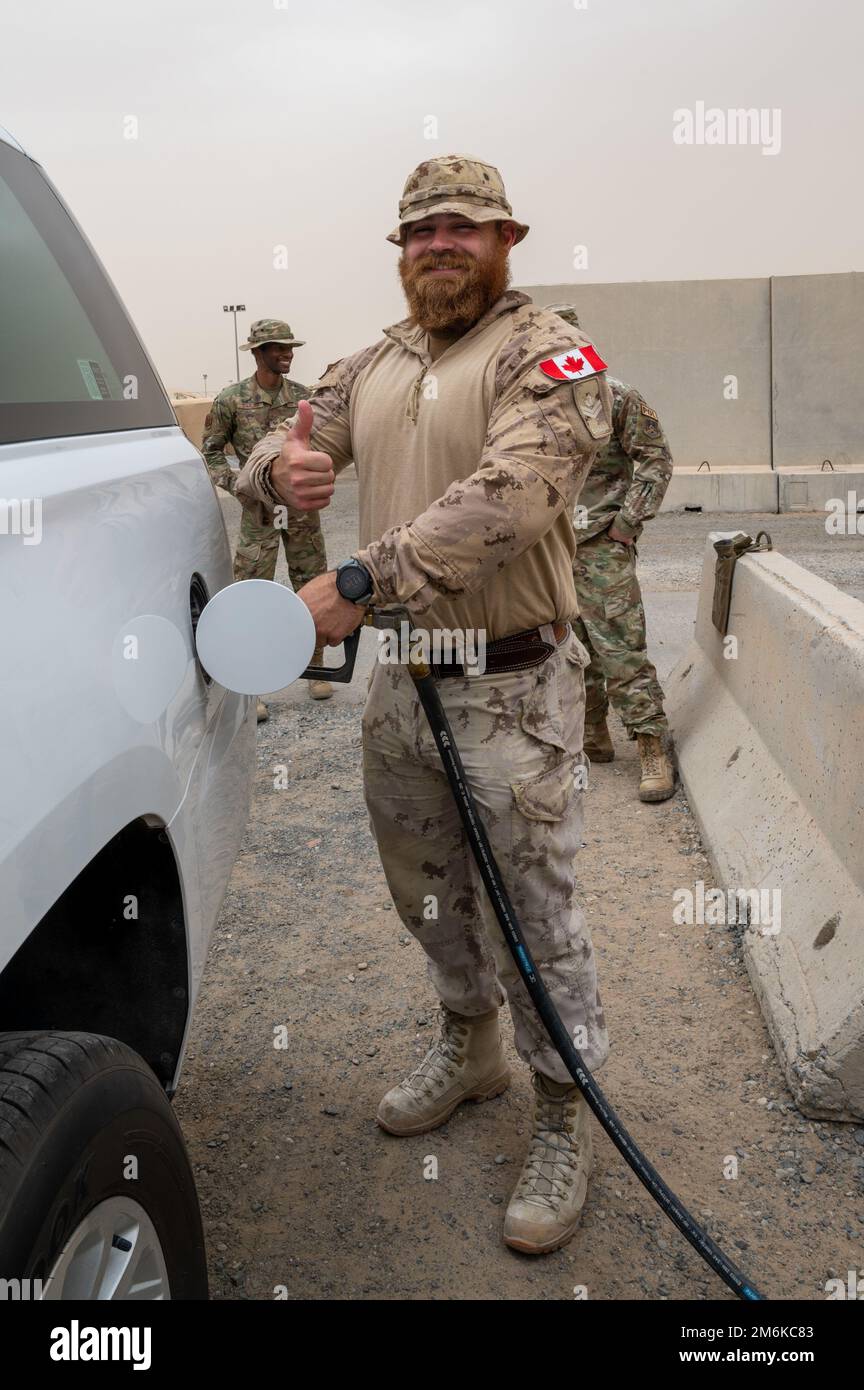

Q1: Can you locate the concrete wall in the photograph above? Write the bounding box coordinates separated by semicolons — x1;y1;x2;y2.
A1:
524;278;772;470
667;534;864;1118
522;272;863;487
772;273;864;471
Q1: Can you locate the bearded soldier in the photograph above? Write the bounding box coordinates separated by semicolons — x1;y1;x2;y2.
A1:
236;158;613;1254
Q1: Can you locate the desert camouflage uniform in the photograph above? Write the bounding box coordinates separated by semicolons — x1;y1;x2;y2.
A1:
202;375;327;587
572;375;673;739
363;625;607;1077
236;287;613;1080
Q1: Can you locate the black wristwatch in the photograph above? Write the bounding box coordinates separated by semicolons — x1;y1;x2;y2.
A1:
335;557;374;606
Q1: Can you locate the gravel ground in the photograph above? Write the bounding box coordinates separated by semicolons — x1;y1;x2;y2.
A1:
640;509;864;602
172;483;864;1301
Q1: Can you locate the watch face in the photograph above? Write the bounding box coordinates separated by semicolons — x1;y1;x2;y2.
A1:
338;564;370;601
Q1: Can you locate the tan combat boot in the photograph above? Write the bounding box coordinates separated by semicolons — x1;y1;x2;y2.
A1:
376;1005;510;1137
636;732;675;802
256;699;269;723
583;717;614;762
503;1071;593;1255
308;646;333;701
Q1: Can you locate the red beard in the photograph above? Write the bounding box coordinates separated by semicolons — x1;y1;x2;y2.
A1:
398;240;511;331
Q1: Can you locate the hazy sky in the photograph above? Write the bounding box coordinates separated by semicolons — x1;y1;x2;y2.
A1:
3;0;861;391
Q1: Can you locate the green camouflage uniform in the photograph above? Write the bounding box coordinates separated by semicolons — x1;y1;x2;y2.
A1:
202;374;328;587
572;375;673;739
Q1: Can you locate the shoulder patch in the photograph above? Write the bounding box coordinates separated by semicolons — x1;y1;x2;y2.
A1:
640;402;658;421
573;379;611;441
539;344;607;382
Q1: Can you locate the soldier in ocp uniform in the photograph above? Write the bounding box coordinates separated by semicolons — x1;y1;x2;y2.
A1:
236;157;616;1256
202;318;332;715
547;306;675;801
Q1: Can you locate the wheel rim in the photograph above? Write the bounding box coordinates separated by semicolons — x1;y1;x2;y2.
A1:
40;1196;171;1300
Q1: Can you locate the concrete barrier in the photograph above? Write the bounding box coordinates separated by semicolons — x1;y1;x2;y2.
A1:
660;470;778;514
777;471;864;516
667;534;864;1119
659;469;864;515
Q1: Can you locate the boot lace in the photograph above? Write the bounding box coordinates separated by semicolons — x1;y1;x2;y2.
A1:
400;1010;468;1100
640;737;663;778
514;1095;583;1211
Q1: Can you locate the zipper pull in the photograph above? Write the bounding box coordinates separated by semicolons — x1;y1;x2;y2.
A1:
407;370;425;424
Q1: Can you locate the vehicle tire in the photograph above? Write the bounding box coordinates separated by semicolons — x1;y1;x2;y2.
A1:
0;1031;207;1299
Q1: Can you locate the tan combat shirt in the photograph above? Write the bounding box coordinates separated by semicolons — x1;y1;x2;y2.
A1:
235;292;612;641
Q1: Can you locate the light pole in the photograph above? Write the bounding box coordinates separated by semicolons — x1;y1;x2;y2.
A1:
223;304;246;383
202;373;208;397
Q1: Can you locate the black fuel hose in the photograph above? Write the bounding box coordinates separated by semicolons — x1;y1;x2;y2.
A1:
410;664;765;1302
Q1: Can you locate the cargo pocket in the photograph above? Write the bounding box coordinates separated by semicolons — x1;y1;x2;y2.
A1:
512;755;581;823
565;631;591;670
512;646;585;823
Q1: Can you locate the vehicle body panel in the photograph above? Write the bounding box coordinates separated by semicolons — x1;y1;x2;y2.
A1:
0;130;254;1086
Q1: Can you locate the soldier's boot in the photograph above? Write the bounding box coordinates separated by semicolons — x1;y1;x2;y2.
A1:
308;646;333;702
583;716;614;762
636;732;675;802
376;1005;510;1137
256;700;269;723
503;1070;593;1255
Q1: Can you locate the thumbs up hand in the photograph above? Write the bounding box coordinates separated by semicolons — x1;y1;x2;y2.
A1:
270;400;335;511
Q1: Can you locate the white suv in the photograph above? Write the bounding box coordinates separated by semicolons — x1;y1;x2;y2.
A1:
0;125;255;1299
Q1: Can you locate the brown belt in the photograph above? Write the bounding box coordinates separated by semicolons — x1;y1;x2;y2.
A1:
431;621;569;679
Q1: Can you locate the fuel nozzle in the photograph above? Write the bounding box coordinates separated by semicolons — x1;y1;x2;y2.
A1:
301;603;438;683
300;606;422;683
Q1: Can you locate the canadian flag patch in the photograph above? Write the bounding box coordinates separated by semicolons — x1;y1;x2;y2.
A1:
539;344;607;381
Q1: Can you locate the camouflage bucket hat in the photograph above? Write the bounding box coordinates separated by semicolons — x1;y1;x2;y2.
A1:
386;154;529;246
545;303;581;330
239;318;305;351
